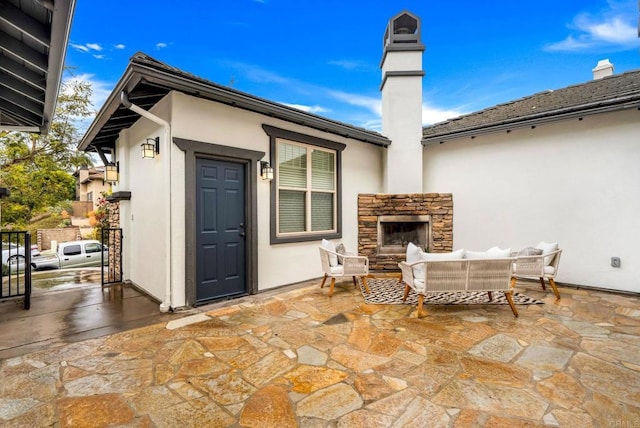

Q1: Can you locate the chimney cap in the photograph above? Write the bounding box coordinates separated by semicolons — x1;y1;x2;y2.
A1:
592;59;614;79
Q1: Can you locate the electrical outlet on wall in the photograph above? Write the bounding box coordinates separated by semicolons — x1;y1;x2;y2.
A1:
611;257;621;268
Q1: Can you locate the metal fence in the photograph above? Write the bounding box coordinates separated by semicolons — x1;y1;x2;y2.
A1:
0;231;31;310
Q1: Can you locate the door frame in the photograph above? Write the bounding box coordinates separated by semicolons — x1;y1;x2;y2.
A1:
174;137;264;306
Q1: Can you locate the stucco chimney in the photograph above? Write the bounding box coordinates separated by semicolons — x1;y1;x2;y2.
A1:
592;59;614;80
380;11;425;194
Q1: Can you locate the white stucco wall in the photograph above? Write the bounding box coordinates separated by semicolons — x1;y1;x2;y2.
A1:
167;92;385;296
423;108;640;293
114;95;177;306
381;49;423;194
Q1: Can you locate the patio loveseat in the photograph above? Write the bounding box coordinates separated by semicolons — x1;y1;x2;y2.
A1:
398;243;518;317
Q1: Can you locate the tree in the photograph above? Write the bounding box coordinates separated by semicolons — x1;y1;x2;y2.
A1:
0;78;95;227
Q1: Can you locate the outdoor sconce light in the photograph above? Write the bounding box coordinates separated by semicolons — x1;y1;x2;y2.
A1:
104;162;119;183
141;137;160;159
260;161;274;181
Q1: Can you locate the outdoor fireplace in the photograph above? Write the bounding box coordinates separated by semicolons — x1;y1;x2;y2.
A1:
358;193;453;271
377;215;430;254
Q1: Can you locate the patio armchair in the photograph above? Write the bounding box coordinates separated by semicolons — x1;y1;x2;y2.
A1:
511;244;562;299
318;240;370;297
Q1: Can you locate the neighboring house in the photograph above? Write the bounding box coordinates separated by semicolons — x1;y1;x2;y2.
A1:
79;10;639;311
73;167;111;210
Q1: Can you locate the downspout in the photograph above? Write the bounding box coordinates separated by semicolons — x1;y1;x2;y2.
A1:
121;92;173;312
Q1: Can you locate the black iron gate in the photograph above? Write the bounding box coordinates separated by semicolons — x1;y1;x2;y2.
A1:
101;228;123;287
0;231;31;309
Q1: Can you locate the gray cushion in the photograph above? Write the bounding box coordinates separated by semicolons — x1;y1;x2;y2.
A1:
336;243;347;265
518;247;543;256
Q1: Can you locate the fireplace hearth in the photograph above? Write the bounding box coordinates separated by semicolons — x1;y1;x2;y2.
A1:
358;193;453;271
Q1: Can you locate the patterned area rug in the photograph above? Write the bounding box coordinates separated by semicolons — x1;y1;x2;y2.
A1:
358;278;544;306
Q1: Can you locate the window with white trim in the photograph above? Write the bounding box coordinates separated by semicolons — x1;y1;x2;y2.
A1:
277;140;336;235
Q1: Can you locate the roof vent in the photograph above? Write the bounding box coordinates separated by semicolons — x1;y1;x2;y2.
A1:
592;59;614;80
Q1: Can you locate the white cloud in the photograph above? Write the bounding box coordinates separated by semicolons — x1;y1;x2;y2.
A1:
63;73;113;116
327;90;382;117
156;42;168;49
328;60;371;71
93;54;106;60
225;61;464;131
114;44;126;49
545;1;638;51
70;43;89;53
86;43;102;51
70;42;104;53
422;104;465;126
282;103;329;114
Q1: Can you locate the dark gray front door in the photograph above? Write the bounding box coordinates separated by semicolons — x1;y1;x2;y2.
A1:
196;158;246;303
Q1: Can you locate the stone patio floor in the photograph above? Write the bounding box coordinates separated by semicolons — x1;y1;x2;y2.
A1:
1;274;639;427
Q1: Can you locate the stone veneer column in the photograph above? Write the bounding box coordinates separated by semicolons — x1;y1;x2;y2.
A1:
358;193;453;271
105;201;122;282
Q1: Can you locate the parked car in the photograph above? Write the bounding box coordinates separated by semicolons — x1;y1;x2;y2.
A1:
1;242;25;265
31;240;108;270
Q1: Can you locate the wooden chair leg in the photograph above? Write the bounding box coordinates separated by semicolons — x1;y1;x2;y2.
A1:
352;276;357;287
328;278;336;297
416;295;427;318
504;291;519;317
487;291;493;302
548;278;561;300
361;277;370;294
510;277;517;289
402;284;411;302
320;273;328;288
539;277;547;290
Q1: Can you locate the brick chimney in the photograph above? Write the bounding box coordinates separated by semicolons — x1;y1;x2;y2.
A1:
380;11;425;193
592;59;614;80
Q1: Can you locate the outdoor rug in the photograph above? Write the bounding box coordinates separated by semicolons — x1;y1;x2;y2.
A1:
358;278;544;306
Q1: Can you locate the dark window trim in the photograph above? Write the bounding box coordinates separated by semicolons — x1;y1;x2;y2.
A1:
174;137;264;305
262;124;345;245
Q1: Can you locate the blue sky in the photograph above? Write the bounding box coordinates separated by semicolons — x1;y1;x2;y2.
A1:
66;0;639;131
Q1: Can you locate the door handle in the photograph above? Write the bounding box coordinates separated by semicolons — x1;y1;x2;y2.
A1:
239;232;246;237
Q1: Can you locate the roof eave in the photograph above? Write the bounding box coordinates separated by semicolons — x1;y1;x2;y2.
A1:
79;59;390;151
422;96;640;145
77;66;142;151
41;0;76;134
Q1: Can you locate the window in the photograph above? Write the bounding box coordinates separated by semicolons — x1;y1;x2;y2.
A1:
63;245;82;256
263;125;345;244
87;191;93;202
278;141;336;235
84;243;103;254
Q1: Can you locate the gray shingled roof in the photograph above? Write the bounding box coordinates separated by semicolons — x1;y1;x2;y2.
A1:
422;69;640;144
79;52;390;152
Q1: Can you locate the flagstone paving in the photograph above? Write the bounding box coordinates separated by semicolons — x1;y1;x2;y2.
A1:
1;276;640;427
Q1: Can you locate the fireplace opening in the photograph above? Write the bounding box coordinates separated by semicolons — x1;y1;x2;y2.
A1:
377;215;430;255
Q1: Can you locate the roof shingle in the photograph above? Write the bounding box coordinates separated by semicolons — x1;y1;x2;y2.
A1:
422;69;640;143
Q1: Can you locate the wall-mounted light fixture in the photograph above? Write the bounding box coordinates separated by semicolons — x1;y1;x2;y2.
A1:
260;161;274;181
141;137;160;159
104;162;119;183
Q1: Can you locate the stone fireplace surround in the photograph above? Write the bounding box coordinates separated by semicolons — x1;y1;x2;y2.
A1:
358;193;453;271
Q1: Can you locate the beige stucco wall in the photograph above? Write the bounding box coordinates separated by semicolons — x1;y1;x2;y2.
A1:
171;92;385;292
422;108;640;293
115;91;385;308
113;95;174;306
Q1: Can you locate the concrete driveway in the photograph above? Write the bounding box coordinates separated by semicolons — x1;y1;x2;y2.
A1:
0;268;197;359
